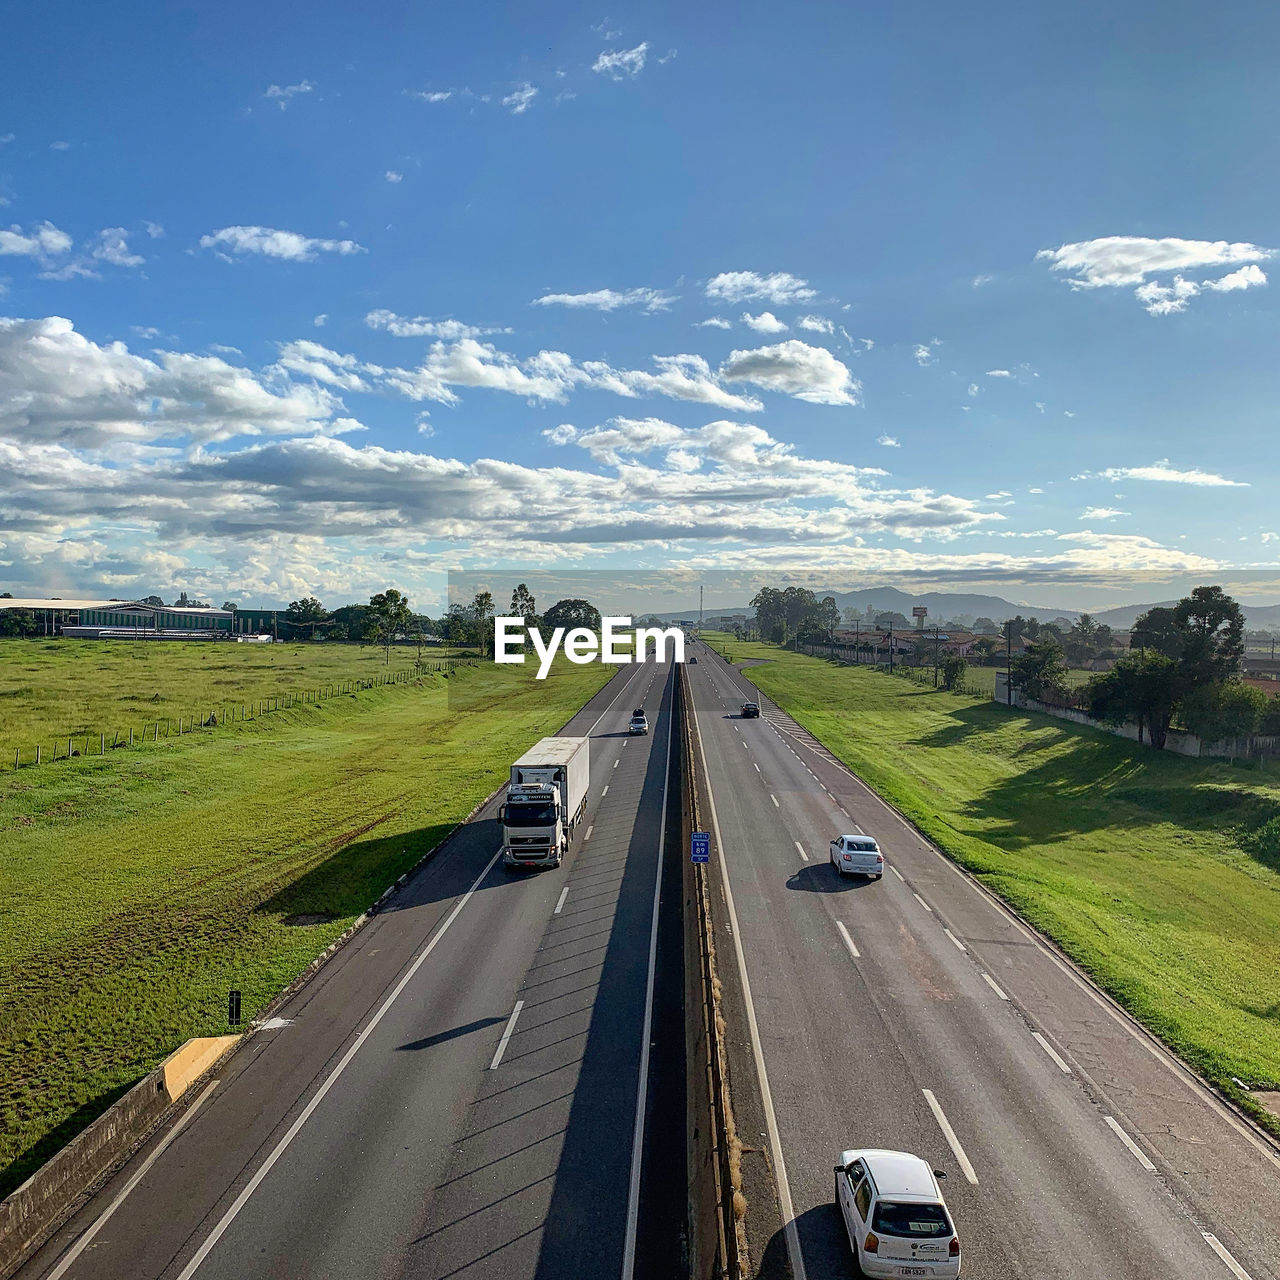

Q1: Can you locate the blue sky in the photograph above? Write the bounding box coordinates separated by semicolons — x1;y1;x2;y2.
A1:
1;0;1277;612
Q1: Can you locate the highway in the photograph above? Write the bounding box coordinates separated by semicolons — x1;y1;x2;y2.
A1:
17;659;680;1280
686;641;1280;1280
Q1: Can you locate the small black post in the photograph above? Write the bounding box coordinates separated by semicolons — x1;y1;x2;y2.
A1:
228;989;242;1026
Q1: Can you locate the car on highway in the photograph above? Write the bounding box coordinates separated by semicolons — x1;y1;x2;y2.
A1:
740;701;760;718
835;1149;961;1277
628;710;649;735
830;833;885;879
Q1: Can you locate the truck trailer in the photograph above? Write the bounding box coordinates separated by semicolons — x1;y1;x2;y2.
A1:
500;736;591;869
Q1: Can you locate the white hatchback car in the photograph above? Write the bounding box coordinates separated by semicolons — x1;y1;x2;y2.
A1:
835;1149;960;1277
830;833;885;879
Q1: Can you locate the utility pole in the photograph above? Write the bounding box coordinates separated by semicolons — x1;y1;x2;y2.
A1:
699;583;703;634
855;620;861;664
1006;621;1013;705
889;623;894;671
933;626;941;687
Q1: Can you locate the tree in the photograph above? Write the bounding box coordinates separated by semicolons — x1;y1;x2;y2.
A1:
222;601;238;612
542;598;602;633
509;583;537;621
941;655;967;691
329;603;370;642
1131;606;1184;659
971;636;1000;663
1180;681;1267;745
973;617;997;635
1173;585;1245;686
286;597;327;624
367;589;412;662
0;607;38;637
139;594;165;607
1008;638;1070;702
1087;651;1179;748
472;590;496;656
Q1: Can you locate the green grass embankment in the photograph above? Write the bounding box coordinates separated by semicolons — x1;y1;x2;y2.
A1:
0;638;469;765
704;635;1280;1129
0;655;609;1194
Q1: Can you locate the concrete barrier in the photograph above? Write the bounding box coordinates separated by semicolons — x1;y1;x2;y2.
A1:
0;1034;241;1278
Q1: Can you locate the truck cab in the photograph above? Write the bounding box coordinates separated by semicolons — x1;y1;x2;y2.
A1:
500;783;564;868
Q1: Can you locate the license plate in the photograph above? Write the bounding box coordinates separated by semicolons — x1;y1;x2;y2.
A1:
898;1269;930;1277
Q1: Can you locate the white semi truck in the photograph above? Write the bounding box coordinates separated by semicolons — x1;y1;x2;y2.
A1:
500;736;591;869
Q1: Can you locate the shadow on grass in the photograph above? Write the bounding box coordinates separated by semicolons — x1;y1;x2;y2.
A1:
0;1078;137;1199
256;818;490;922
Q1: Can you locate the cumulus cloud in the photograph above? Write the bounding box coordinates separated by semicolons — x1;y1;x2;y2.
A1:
986;368;1012;378
705;271;816;305
696;317;732;329
967;383;980;397
0;315;343;448
797;315;833;334
1080;506;1128;520
1079;459;1248;487
1037;236;1272;314
502;83;538;113
313;314;327;327
720;339;861;406
385;170;403;184
741;311;788;333
365;309;511;340
912;339;940;366
877;435;900;447
533;286;675;312
265;80;315;108
0;221;72;259
199;226;365;261
592;42;649;78
91;227;144;268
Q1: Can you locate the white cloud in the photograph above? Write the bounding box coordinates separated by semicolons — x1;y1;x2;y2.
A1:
877;435;900;447
1029;487;1043;494
592;42;649;78
912;339;940;366
1081;459;1248;487
695;317;731;329
0;221;72;258
265;80;315;108
705;271;816;305
972;273;992;287
986;368;1012;378
1037;236;1272;314
385;170;403;184
409;89;453;103
1262;531;1278;544
199;226;365;261
144;221;164;239
1080;506;1129;520
91;227;144;268
364;308;511;339
50;141;70;151
502;83;538;114
967;383;980;397
313;314;328;327
741;310;788;334
533;286;675;312
0;315;344;448
797;315;834;334
720;339;861;406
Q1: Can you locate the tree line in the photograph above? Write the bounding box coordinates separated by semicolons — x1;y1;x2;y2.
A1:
1008;586;1280;748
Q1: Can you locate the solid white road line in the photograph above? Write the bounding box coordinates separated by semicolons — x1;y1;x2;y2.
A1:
621;706;674;1279
585;824;594;840
943;927;967;953
981;972;1010;1000
922;1089;979;1185
889;866;905;882
1202;1233;1255;1280
554;887;569;915
836;921;861;959
47;1080;220;1280
1104;1115;1157;1171
489;1000;525;1070
770;794;779;808
1032;1031;1072;1074
689;691;808;1280
176;840;509;1280
912;892;933;913
794;841;808;861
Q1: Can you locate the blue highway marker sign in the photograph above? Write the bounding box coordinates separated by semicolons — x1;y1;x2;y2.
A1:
691;830;711;864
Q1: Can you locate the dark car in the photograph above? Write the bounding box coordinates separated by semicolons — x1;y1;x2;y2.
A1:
741;702;760;718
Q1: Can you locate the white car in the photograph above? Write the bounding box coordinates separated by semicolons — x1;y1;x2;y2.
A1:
835;1149;961;1277
830;833;885;879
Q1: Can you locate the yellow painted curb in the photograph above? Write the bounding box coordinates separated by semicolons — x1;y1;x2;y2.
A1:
161;1035;240;1101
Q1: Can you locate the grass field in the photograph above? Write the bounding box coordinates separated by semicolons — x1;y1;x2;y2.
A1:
0;638;468;766
704;635;1280;1130
0;653;610;1194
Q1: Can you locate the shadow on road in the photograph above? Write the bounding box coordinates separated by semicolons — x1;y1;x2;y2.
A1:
786;864;878;893
396;1016;506;1052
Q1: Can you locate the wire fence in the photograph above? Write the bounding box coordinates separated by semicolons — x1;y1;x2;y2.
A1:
6;657;477;773
793;643;991;699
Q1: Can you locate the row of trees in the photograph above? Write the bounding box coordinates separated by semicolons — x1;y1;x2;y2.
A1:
750;587;841;644
1009;586;1280;749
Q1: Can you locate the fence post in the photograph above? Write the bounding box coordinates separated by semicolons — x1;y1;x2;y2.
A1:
129;727;134;746
36;745;41;765
101;733;105;755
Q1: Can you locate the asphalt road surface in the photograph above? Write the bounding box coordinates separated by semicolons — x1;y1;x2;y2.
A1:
687;641;1280;1280
18;660;679;1280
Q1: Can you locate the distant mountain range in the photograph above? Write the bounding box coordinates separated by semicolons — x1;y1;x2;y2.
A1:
664;586;1280;631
